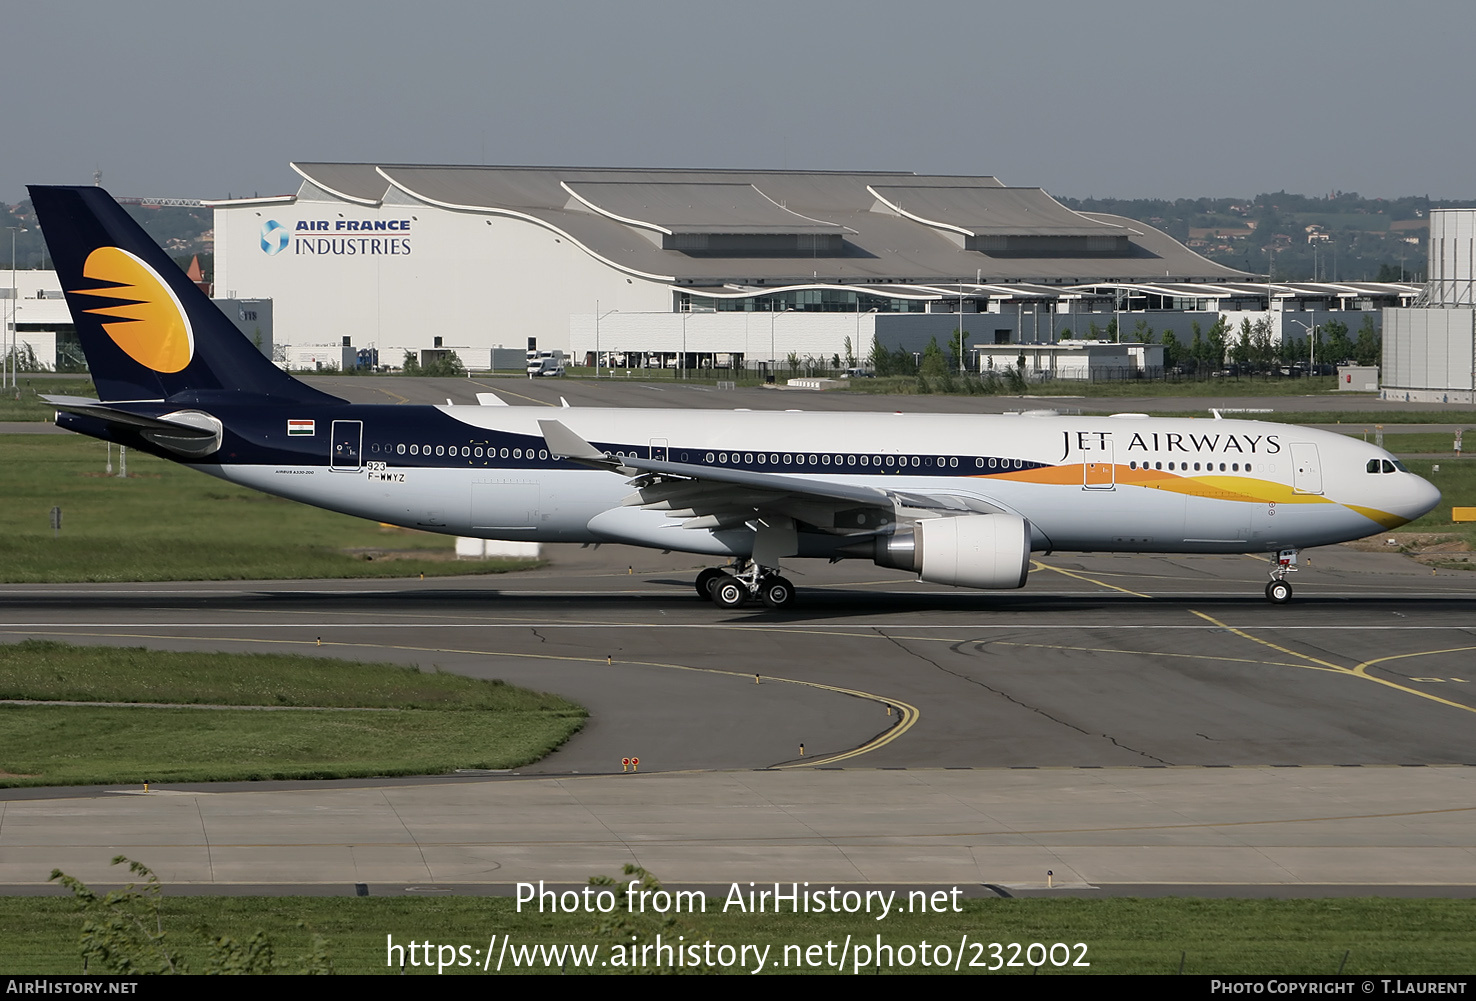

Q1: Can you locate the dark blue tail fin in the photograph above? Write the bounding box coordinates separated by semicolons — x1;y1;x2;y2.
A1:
28;185;341;406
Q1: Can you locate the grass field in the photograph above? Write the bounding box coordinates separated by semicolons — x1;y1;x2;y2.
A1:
0;378;97;422
0;435;535;582
1344;432;1465;453
1390;457;1476;551
0;641;586;787
843;374;1352;398
1149;410;1476;424
4;893;1472;975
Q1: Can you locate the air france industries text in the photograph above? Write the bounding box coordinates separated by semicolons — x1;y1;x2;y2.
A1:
292;237;410;256
264;218;415;256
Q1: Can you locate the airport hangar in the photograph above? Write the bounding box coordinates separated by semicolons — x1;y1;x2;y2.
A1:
1381;207;1476;404
206;163;1419;376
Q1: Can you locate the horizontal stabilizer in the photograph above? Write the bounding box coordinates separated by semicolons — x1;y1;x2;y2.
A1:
44;395;223;457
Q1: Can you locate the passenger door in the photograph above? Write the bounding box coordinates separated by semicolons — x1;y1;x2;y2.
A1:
1083;436;1115;490
330;420;362;471
1290;443;1323;495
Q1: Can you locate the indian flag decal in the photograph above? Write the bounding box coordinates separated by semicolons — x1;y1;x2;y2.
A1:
288;419;315;436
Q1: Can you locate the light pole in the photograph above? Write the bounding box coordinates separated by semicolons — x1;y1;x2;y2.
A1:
1288;317;1317;373
7;226;26;390
594;302;618;379
855;306;877;370
769;306;794;377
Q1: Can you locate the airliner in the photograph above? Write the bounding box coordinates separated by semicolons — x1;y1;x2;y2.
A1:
27;185;1441;609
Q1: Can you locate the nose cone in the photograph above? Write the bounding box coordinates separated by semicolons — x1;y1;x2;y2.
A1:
1405;473;1442;522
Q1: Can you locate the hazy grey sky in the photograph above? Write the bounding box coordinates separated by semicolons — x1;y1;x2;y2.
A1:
4;0;1472;204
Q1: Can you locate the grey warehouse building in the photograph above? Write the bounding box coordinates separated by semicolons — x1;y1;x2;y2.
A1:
208;164;1415;374
1381;208;1476;404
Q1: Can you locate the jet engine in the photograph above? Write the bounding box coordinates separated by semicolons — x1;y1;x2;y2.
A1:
871;513;1031;589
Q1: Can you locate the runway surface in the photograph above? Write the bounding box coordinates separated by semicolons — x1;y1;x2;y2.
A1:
2;544;1474;892
4;545;1476;771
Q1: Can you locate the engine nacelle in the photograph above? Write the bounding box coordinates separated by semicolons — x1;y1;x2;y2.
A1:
873;514;1031;589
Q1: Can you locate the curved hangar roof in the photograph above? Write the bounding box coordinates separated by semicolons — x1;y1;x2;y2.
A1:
280;163;1247;285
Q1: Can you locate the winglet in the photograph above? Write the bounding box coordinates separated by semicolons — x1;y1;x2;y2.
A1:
538;419;620;469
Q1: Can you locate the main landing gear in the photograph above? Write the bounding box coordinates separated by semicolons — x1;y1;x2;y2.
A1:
695;561;796;610
1265;549;1299;604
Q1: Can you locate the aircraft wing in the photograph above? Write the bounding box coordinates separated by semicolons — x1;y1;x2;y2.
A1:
539;419;1002;539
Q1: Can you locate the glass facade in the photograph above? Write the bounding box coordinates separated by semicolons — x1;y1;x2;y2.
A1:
678;289;926;313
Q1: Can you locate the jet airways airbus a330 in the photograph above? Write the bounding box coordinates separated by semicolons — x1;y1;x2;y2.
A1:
27;185;1440;609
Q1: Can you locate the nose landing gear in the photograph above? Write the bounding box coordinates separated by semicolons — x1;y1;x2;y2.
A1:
696;560;795;610
1265;549;1299;604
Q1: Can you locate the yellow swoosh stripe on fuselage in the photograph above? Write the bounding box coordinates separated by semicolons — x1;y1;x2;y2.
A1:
982;463;1408;528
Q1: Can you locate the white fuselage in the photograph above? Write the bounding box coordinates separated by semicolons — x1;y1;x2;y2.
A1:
206;407;1439;560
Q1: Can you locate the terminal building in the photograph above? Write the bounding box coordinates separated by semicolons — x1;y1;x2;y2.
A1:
206;163;1419;376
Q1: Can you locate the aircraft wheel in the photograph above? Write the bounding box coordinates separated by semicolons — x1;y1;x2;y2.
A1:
761;576;796;610
695;568;726;601
1266;580;1292;604
712;578;749;609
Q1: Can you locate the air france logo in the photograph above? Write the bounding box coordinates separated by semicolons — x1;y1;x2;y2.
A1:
260;219;289;255
276;219;414;257
69;247;195;373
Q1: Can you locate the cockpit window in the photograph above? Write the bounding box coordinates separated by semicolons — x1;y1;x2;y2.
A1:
1366;459;1381;473
1393;459;1408;472
1382;459;1397;473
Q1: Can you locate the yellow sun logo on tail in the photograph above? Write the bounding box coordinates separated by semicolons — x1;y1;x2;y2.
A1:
70;247;194;373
